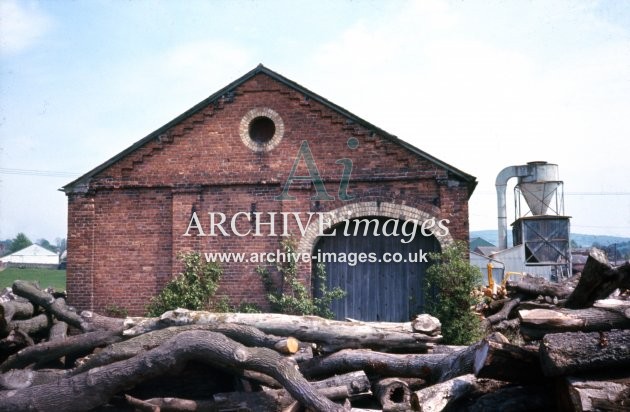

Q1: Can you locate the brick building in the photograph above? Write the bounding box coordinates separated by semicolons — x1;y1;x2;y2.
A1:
63;65;477;319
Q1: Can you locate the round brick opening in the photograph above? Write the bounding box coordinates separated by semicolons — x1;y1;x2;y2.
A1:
240;108;284;152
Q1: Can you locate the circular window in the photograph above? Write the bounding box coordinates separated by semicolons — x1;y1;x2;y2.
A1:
249;116;276;143
240;108;284;152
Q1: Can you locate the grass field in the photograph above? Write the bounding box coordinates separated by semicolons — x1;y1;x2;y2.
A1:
0;268;66;291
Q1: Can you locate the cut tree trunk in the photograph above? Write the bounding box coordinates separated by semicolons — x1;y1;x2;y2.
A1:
12;281;84;330
560;376;630;411
519;307;630;339
410;374;478;412
540;329;630;377
299;348;447;380
0;330;343;412
0;299;34;322
0;329;122;372
127;309;440;352
373;378;411;411
473;339;543;382
566;248;630;309
506;274;575;299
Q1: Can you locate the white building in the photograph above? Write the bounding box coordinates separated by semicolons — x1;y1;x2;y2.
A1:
0;244;59;268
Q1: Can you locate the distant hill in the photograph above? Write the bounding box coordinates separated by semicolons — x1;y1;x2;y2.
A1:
470;230;630;248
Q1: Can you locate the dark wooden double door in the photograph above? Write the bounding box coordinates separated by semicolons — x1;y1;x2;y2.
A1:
313;217;440;322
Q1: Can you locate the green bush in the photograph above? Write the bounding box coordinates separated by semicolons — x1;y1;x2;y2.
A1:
146;251;222;317
259;239;345;318
424;241;483;345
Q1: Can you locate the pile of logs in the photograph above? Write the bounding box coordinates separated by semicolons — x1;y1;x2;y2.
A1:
0;248;628;411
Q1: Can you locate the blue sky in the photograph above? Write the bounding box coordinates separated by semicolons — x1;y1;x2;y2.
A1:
1;0;629;242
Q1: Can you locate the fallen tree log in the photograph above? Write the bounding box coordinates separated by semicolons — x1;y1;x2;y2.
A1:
566;248;630;309
0;330;343;412
9;313;52;336
12;281;84;330
74;323;299;374
559;376;630;411
127;396;213;411
126;309;440;352
216;370;371;411
473;339;543;382
80;311;125;332
482;297;521;329
540;329;630;376
519;307;630;339
0;368;70;390
299;348;446;379
506;274;575;299
0;329;122;372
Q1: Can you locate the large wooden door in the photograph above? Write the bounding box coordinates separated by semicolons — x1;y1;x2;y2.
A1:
313;217;440;322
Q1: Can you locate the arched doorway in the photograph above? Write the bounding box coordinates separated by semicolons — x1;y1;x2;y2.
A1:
313;216;441;322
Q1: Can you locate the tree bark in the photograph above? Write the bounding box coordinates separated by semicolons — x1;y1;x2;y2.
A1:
506;274;575;299
566;248;630;309
1;329;122;372
299;348;447;380
539;329;630;377
48;321;68;342
12;281;84;330
473;339;543;382
0;330;343;412
130;309;440;352
519;307;630;339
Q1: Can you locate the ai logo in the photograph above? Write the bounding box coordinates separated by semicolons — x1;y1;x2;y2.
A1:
275;137;359;201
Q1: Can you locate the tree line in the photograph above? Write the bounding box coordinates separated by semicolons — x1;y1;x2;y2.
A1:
0;233;66;256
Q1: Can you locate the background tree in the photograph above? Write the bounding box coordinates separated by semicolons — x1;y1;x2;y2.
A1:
8;233;32;254
37;238;57;253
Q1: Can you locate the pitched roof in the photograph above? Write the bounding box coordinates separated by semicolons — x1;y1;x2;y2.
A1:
62;64;477;196
1;244;58;258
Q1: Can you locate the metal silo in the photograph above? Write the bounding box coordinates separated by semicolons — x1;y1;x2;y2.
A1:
496;161;572;280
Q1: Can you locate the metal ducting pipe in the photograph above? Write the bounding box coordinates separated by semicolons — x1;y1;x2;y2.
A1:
495;161;559;250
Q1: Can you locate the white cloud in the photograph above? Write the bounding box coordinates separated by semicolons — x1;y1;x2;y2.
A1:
0;0;53;55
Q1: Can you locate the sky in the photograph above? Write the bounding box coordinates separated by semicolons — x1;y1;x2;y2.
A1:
1;0;629;243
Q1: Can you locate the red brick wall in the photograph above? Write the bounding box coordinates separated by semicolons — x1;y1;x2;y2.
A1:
66;73;472;315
